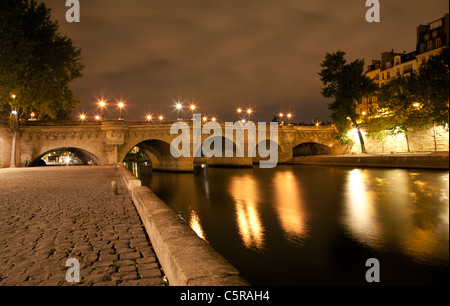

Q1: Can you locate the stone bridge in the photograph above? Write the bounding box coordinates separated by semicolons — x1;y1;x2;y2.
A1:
0;119;344;171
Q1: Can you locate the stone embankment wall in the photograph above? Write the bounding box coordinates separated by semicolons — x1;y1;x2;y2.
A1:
350;125;449;154
118;163;249;286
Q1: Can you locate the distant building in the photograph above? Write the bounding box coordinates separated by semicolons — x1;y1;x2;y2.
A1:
356;13;449;121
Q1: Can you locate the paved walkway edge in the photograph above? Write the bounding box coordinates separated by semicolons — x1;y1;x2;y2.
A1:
291;154;449;170
118;163;250;286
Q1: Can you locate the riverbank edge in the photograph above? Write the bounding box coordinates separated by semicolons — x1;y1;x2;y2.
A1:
117;163;250;286
290;153;449;170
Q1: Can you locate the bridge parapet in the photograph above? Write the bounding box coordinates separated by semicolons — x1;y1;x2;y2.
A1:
0;119;344;170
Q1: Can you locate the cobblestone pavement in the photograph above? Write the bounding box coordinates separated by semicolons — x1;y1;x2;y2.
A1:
0;166;166;286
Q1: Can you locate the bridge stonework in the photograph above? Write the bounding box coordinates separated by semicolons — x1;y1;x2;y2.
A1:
0;119;343;171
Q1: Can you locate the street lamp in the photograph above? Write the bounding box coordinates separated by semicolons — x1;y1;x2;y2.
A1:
118;101;124;120
190;104;196;119
247;109;252;122
95;115;100;121
159;115;164;122
175;102;183;119
287;113;292;125
98;100;106;120
80;114;86;121
146;114;152;122
211;117;216;122
202;116;208;123
30;112;36;121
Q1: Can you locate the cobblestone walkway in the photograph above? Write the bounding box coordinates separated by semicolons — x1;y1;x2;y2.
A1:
0;166;166;286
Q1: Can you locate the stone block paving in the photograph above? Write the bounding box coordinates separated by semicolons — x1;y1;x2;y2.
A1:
0;166;166;286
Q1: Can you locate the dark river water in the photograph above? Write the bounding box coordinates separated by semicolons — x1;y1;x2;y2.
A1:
127;162;449;286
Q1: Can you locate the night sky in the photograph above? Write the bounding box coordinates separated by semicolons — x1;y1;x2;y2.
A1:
42;0;448;123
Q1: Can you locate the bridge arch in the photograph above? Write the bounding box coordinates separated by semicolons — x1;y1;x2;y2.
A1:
293;142;332;157
120;139;194;172
29;147;101;167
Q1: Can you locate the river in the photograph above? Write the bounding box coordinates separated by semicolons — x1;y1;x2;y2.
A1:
127;162;449;286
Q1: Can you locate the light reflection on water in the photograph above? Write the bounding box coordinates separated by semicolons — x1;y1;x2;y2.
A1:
343;169;449;265
128;162;449;285
229;175;265;251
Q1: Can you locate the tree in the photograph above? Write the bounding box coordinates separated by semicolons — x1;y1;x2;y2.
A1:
367;48;449;152
319;51;376;153
415;47;449;126
0;0;83;167
367;74;427;152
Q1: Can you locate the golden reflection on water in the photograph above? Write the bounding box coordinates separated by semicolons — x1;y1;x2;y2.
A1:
273;171;309;244
189;209;207;242
229;175;265;251
344;169;382;247
344;169;449;263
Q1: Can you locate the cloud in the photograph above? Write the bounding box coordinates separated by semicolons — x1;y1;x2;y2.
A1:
43;0;449;122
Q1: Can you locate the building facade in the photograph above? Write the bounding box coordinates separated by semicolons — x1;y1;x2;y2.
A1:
356;13;449;119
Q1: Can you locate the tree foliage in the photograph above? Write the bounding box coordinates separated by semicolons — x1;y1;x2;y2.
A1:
319;50;376;150
0;0;83;121
367;47;449;145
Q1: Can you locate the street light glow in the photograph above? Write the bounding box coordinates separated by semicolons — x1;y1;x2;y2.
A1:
176;103;182;110
80;114;86;121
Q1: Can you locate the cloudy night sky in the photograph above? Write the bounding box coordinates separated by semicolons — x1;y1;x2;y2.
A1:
41;0;449;123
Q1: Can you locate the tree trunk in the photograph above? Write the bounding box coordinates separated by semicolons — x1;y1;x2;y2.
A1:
10;129;17;168
405;133;410;153
433;123;437;151
354;123;367;154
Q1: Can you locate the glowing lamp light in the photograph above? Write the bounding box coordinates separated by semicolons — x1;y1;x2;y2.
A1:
11;94;16;99
118;102;124;108
176;103;182;110
99;100;106;108
80;114;86;121
202;116;207;122
279;113;283;118
95;115;100;121
237;108;242;113
212;117;216;122
247;109;252;114
146;114;152;121
159;115;163;121
413;103;420;108
11;110;18;115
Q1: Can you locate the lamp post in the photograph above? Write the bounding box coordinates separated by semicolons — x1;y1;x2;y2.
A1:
190;104;196;119
176;102;183;120
146;114;152;122
159;115;163;123
287;113;292;125
237;108;242;120
247;109;252;122
80;114;86;121
99;100;106;120
118;101;124;120
9;94;18;168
